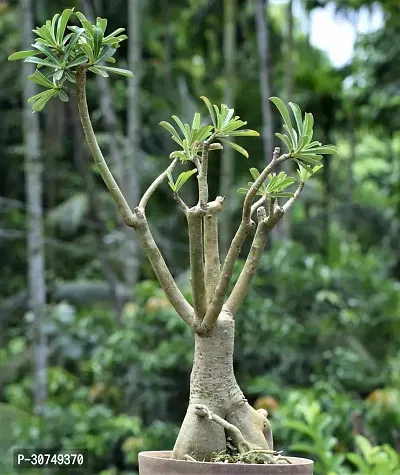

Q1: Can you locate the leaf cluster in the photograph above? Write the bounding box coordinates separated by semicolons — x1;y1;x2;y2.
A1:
238;168;295;200
160;96;260;164
8;8;132;111
270;97;338;180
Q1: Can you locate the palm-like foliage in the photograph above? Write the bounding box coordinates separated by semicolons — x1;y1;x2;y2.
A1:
8;8;132;111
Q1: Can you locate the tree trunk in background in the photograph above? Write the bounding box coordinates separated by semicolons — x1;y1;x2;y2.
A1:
21;0;47;414
81;0;140;289
346;108;356;201
126;0;142;286
219;0;237;258
255;0;273;166
275;0;294;239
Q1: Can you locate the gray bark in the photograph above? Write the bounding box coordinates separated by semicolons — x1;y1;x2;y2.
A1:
255;0;274;166
219;0;237;258
21;0;47;413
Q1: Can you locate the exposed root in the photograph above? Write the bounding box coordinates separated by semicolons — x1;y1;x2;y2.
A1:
194;404;254;453
184;454;197;462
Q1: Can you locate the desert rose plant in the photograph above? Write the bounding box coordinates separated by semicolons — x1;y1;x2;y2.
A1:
10;9;338;468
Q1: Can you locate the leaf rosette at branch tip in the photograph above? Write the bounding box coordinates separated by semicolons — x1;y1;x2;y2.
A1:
270;96;338;180
8;8;133;112
238;168;296;200
160;96;260;163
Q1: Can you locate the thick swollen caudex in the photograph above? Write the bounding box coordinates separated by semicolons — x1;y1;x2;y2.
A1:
172;312;273;461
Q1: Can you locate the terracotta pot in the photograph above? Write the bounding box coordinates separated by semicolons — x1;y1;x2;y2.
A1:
138;451;314;475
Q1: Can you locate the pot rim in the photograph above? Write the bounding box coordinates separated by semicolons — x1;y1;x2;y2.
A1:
139;451;314;466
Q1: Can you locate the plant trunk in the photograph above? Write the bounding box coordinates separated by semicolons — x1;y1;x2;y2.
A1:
172;311;272;461
21;0;48;414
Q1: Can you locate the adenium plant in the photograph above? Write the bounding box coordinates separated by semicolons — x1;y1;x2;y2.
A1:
10;9;338;464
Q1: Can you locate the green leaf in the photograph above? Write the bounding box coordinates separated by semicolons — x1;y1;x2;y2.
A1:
270;97;296;145
56;9;74;45
92;27;104;59
79;42;95;64
104;28;125;40
249;168;260;181
192;112;201;130
88;66;109;77
33;42;62;66
31;89;58;112
275;133;292;151
214;105;222;130
96;17;108;33
221;119;247;133
295;160;315;176
66;53;89;68
58;90;69;102
95;65;134;77
175;169;198;192
75;12;94;37
171;116;189;141
303;145;338;155
63;28;85;62
303;112;314;139
34;25;56;46
95;45;116;64
8;50;41;61
296;154;323;166
25;57;58;69
200;96;216;128
219;138;248;158
160;121;183;146
28;70;55;88
167;171;176;191
169;151;188;161
237;188;249;194
51;13;60;38
288;102;303;134
53;69;64;81
222;108;235;127
226;129;259;137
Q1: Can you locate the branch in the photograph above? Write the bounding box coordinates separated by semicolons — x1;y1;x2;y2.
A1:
134;207;196;328
282;182;304;213
174;193;189;215
197;144;209;205
251;196;266;217
225;207;283;314
204;196;224;303
200;149;289;331
242;148;286;221
139;158;179;209
187;207;207;322
75;67;136;228
226;184;304;314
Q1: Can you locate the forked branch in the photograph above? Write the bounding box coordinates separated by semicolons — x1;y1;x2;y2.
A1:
76;67;196;330
226;182;305;314
200;148;289;331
